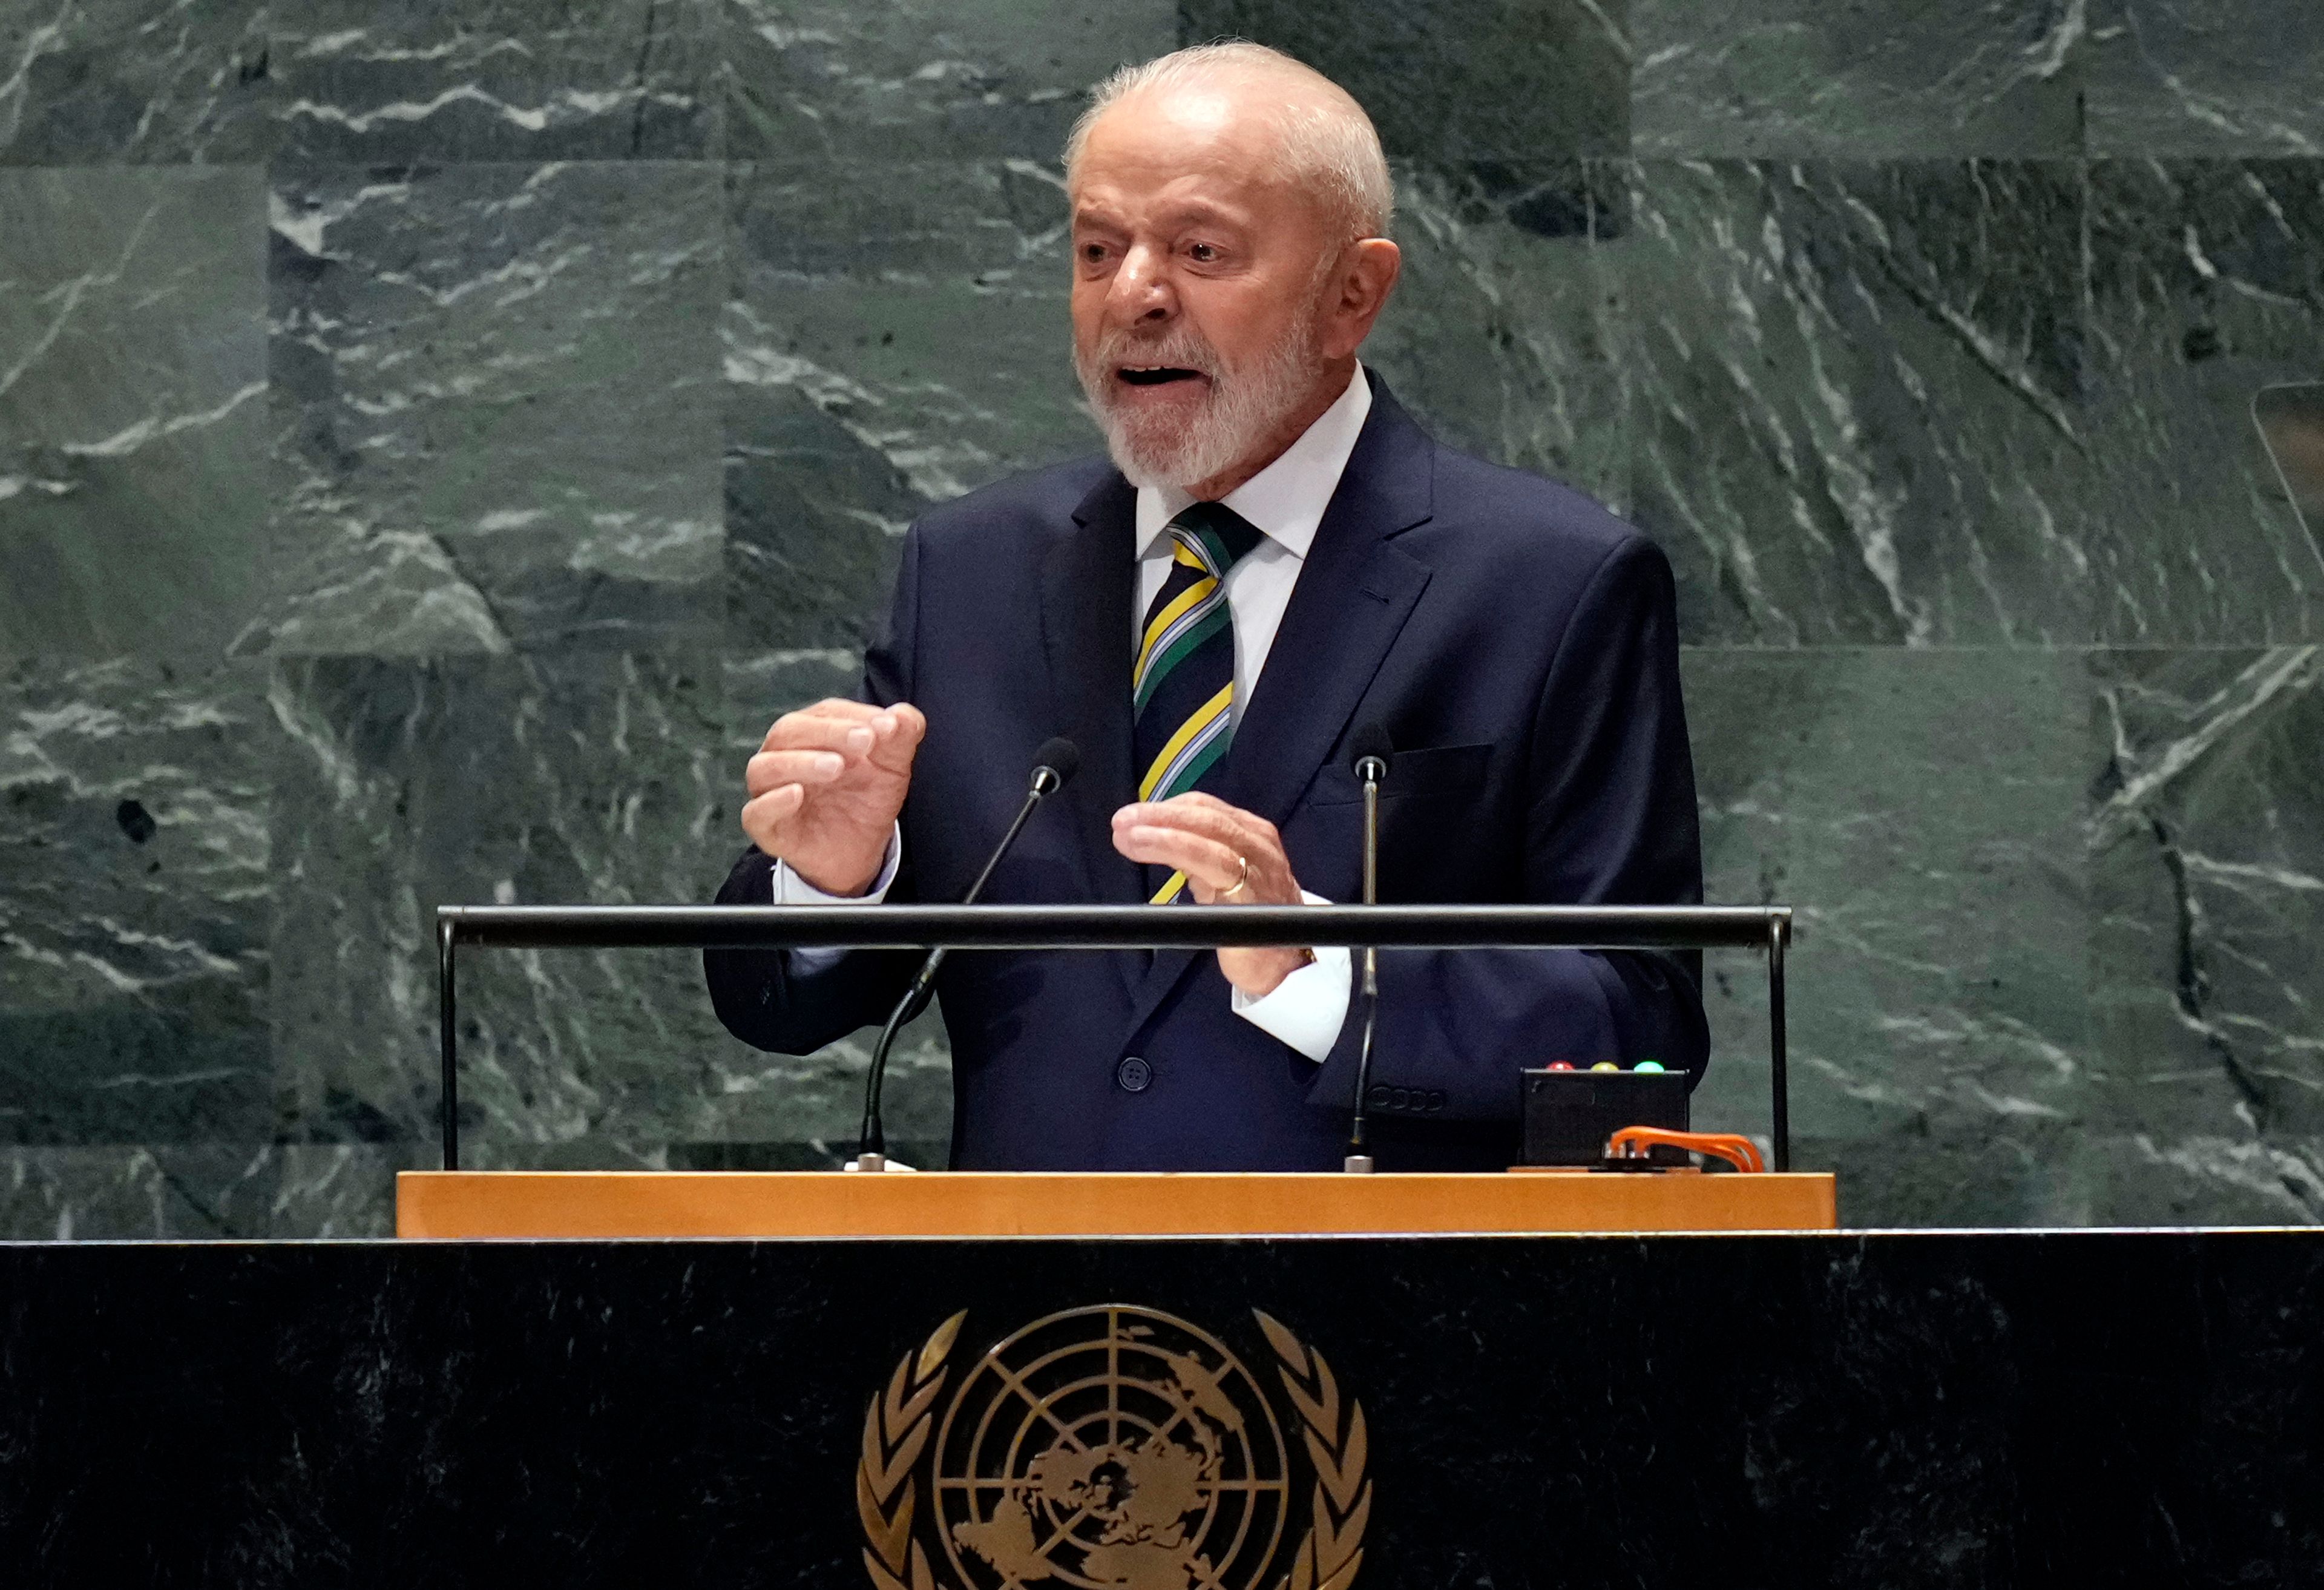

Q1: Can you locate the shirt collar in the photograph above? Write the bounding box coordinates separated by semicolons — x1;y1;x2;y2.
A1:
1133;362;1373;562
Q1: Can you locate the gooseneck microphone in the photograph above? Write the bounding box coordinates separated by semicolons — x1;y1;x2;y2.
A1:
853;737;1078;1172
1344;723;1392;1174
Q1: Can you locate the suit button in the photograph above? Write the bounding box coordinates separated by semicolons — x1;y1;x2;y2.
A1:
1117;1056;1152;1093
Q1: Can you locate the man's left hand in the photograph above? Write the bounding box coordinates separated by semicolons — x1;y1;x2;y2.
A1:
1111;792;1315;999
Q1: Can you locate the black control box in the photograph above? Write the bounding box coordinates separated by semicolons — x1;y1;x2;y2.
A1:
1519;1069;1692;1167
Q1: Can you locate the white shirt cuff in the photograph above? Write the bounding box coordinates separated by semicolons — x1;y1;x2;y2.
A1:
771;826;902;974
1229;889;1352;1063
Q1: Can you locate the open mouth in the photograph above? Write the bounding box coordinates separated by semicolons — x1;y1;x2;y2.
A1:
1117;366;1205;387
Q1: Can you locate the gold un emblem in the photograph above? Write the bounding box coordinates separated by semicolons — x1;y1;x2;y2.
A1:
859;1305;1370;1590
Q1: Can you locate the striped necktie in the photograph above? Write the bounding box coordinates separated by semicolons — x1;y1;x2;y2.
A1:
1132;501;1265;904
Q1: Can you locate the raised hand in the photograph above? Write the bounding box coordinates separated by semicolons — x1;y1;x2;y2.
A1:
1111;791;1314;998
741;699;926;896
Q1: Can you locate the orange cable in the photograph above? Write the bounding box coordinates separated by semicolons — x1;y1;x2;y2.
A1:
1606;1126;1767;1174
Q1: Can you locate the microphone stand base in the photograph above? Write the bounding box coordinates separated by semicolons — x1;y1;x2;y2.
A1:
1342;1154;1376;1174
850;1152;887;1174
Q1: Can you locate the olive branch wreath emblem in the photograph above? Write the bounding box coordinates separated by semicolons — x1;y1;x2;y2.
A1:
858;1309;1370;1590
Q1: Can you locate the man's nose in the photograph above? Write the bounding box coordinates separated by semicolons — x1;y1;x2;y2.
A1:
1108;246;1176;325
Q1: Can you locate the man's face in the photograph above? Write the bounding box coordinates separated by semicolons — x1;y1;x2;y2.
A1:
1068;83;1344;490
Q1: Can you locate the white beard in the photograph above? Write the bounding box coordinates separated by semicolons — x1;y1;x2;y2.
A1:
1075;306;1327;493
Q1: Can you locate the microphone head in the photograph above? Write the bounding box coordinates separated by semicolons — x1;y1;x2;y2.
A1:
1349;723;1393;778
1031;736;1080;790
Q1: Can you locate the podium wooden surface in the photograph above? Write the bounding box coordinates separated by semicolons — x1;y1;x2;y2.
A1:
395;1169;1837;1238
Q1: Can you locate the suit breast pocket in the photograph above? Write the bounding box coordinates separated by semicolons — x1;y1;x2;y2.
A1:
1307;741;1495;807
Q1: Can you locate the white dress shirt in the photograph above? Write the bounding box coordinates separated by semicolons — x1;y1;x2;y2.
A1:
775;363;1372;1062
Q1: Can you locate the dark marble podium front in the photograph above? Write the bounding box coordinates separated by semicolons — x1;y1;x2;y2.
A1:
0;1232;2318;1586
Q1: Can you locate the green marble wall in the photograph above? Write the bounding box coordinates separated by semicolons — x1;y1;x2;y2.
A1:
2;1;2319;1234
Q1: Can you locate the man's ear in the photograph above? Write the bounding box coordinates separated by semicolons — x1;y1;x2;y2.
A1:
1324;238;1402;359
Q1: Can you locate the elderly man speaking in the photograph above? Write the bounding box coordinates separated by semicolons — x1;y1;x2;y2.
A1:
704;42;1708;1171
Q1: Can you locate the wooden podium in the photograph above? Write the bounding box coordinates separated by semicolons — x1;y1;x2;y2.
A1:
395;1169;1837;1238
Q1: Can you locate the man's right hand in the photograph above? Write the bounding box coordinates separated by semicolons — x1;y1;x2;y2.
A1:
741;699;925;896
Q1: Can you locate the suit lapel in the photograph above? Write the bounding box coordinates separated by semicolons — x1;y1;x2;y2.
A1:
1123;376;1439;1040
1044;473;1147;999
1218;404;1435;829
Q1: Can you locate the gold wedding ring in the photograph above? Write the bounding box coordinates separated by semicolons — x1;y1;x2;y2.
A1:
1220;853;1251;900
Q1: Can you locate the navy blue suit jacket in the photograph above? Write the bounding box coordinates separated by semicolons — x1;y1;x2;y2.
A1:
706;376;1708;1170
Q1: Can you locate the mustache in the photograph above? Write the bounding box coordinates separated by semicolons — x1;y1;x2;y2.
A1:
1085;327;1222;380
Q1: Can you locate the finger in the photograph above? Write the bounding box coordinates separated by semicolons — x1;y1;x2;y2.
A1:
1111;798;1223;833
1111;798;1259;853
744;749;849;797
767;697;891;734
1166;790;1253;820
804;697;893;722
1173;792;1279;849
1113;823;1246;892
758;698;890;752
761;715;880;760
862;701;927;775
739;783;806;850
1118;791;1272;832
772;701;922;774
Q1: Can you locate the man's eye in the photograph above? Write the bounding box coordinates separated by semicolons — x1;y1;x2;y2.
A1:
1188;243;1219;263
1080;243;1109;264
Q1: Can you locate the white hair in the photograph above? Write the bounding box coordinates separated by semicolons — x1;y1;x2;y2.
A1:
1064;41;1395;243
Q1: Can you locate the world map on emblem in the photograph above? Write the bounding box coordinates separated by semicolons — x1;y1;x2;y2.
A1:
932;1306;1292;1590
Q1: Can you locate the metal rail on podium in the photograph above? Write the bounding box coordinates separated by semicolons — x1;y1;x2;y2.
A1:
408;902;1821;1238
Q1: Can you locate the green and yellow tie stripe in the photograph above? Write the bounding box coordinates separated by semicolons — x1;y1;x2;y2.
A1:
1132;502;1264;903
